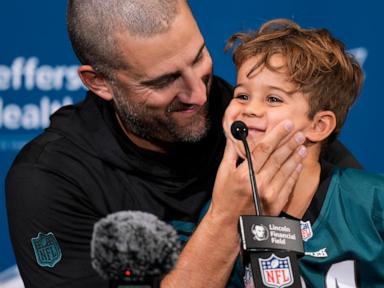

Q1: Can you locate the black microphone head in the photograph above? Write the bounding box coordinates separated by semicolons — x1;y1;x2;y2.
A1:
91;211;180;281
231;121;248;140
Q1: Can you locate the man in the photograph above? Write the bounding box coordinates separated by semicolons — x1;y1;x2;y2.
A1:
6;1;360;287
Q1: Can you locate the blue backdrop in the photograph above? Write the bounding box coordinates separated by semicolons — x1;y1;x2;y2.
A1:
1;1;382;286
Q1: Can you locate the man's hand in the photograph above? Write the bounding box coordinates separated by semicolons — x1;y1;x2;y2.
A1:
162;119;306;288
213;119;306;217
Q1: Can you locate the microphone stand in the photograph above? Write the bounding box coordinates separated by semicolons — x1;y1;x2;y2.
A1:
242;130;262;216
231;121;303;288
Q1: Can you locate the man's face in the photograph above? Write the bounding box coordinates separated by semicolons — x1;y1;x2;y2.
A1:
110;2;213;145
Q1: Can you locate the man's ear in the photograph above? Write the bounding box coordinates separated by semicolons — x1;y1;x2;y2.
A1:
306;111;336;143
78;65;114;101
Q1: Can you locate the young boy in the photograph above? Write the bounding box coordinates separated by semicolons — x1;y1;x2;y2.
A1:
224;19;384;287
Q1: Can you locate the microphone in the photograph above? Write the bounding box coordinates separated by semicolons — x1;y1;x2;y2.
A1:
230;120;248;141
230;121;303;288
91;211;180;288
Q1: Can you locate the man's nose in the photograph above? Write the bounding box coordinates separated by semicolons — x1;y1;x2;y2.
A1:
177;69;207;106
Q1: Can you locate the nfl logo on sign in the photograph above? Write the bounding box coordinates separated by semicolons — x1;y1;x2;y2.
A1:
300;221;313;242
259;254;293;288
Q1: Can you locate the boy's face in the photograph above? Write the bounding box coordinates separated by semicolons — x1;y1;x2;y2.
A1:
225;54;313;157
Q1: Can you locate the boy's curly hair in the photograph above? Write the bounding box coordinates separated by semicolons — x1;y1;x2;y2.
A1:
226;19;364;142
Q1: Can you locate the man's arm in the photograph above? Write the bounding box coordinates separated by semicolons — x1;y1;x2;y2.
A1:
6;164;107;288
162;120;306;287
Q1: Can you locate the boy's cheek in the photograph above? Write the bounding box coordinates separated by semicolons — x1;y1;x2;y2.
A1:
224;100;243;121
222;104;248;159
222;103;240;136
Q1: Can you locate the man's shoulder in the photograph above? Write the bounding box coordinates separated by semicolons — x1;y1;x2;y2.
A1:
209;76;233;119
212;75;233;96
10;92;114;170
6;121;107;200
10;129;84;169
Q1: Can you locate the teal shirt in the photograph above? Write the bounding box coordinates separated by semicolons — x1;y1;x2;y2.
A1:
300;167;384;287
170;167;384;287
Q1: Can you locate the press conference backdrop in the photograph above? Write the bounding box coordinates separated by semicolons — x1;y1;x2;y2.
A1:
0;1;382;286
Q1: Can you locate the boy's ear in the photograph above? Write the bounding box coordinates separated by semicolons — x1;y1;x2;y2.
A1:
306;111;336;143
78;65;114;101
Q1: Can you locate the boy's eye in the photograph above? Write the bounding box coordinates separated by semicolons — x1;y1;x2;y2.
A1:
267;95;283;103
234;94;249;101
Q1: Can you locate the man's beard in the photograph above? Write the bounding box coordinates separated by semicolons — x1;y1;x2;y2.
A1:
112;77;212;144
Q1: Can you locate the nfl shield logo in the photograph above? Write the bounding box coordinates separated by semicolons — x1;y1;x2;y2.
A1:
259;254;293;288
300;221;313;242
31;232;62;268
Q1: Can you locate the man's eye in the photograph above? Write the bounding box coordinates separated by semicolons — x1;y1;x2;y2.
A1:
151;79;173;89
193;47;206;65
234;94;249;101
147;75;179;90
193;52;204;65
